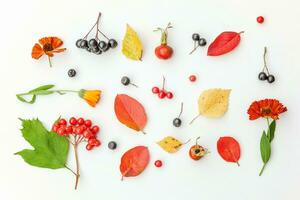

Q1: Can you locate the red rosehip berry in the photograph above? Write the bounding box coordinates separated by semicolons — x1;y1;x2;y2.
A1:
52;124;59;132
69;117;77;125
58;119;67;126
83;130;93;139
84;120;92;127
152;86;160;94
86;144;94;151
154;160;163;167
77;118;84;125
57;127;66;136
189;75;197;82
91;125;100;134
257;16;264;23
158;90;166;99
166;92;173;99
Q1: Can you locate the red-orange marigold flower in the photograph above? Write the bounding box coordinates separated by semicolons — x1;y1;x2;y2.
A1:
247;99;287;120
31;37;66;67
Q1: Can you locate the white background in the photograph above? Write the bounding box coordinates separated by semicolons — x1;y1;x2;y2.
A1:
0;0;299;199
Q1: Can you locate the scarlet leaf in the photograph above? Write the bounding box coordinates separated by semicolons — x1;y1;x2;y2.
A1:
217;136;241;166
120;146;150;179
114;94;147;132
207;31;243;56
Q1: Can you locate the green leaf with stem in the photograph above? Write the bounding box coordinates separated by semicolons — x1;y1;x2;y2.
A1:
29;84;55;93
259;131;271;176
267;118;276;142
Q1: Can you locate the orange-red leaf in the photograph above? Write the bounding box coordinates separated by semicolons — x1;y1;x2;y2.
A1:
114;94;147;132
217;136;241;166
120;146;150;179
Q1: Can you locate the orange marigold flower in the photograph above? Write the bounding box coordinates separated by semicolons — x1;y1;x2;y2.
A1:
79;89;102;107
247;99;287;120
31;37;66;67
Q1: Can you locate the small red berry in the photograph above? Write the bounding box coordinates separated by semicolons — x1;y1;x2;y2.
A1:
91;125;100;134
154;160;163;167
84;120;92;127
75;126;84;135
57;127;66;136
69;117;77;125
72;126;77;133
52;124;59;132
77;118;84;125
152;87;160;94
89;138;101;147
86;144;94;151
83;130;93;139
189;75;197;82
65;126;73;134
166;92;173;99
81;125;87;131
257;16;264;23
158;90;166;99
58;119;67;126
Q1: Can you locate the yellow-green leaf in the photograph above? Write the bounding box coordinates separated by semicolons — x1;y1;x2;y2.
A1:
122;24;143;61
198;88;231;118
157;136;183;153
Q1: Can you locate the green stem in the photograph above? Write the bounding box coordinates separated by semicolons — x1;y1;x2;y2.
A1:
259;163;267;176
267;117;270;128
53;90;79;93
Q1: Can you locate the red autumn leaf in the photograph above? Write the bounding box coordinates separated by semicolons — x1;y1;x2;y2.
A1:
207;31;244;56
217;136;241;166
120;146;150;179
114;94;147;132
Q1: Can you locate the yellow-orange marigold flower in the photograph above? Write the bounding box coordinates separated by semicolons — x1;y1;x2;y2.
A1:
79;89;101;107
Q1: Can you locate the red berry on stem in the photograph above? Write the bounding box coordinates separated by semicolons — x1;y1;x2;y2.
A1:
166;92;173;99
158;90;166;99
154;160;163;167
89;138;101;147
66;126;73;134
58;119;67;125
83;130;93;139
152;86;160;94
52;124;59;132
91;125;100;134
77;118;84;125
84;120;92;127
81;125;87;131
69;117;77;125
75;126;84;135
86;144;94;151
57;127;66;136
257;16;264;23
189;75;197;82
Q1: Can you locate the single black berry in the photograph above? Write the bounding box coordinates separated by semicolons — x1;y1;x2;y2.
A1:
89;39;98;48
68;69;76;77
80;39;88;49
94;49;102;55
108;39;118;48
102;44;110;52
121;76;130;86
192;33;200;41
267;75;275;83
108;141;117;150
258;72;268;81
91;46;100;53
173;118;182;127
76;39;82;48
98;41;107;50
198;38;207;46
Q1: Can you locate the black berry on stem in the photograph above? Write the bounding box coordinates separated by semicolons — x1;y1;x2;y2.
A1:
173;102;183;127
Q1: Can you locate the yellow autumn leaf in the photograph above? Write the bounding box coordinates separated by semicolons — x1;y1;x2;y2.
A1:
198;88;231;118
157;136;183;153
122;24;143;61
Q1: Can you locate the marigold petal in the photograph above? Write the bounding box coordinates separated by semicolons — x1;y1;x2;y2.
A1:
51;37;64;49
31;43;44;59
38;37;53;46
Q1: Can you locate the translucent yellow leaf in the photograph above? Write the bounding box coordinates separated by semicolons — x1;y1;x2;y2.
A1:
157;136;183;153
122;24;143;61
198;88;231;118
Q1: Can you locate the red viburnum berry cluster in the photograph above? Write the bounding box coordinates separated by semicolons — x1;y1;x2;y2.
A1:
152;76;173;99
52;117;101;151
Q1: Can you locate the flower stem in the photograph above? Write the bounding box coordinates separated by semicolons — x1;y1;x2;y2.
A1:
48;56;52;67
259;163;267;176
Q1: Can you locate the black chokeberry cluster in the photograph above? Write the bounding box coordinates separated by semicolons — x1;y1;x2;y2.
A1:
258;47;275;84
75;12;118;55
190;33;207;54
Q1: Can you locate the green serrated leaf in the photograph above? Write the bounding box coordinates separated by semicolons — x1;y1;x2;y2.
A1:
15;119;69;169
260;131;271;164
16;94;36;104
29;84;55;93
267;120;276;142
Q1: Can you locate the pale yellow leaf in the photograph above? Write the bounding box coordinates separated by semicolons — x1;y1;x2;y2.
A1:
122;24;143;61
157;136;183;153
198;88;231;118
